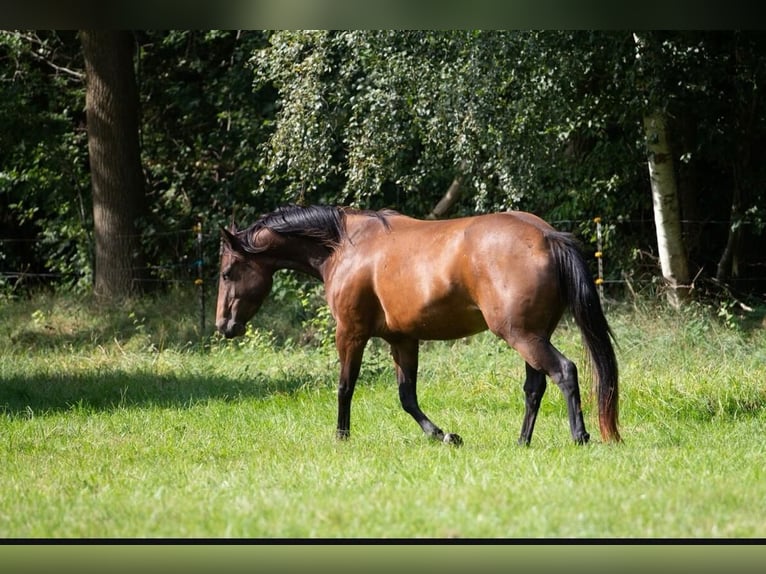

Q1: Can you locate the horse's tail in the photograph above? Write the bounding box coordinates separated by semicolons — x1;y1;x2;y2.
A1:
547;231;621;443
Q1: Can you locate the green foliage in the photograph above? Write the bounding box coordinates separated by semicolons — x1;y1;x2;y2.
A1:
0;31;91;289
1;31;275;294
133;31;278;289
138;31;272;230
251;31;646;219
2;30;766;301
252;30;766;293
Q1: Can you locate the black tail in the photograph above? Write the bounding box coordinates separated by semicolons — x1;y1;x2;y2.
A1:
548;231;621;442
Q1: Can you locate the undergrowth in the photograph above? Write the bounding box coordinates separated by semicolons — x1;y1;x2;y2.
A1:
1;287;764;538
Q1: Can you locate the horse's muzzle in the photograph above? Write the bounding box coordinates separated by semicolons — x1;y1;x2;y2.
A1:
216;319;246;339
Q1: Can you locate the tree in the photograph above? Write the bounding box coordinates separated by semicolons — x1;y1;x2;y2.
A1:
0;31;90;290
135;31;272;263
80;30;147;300
633;33;692;308
3;31;766;303
251;31;526;214
251;31;648;251
642;110;690;308
712;32;766;285
633;34;691;308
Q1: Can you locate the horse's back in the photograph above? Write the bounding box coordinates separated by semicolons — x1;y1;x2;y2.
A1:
325;211;564;341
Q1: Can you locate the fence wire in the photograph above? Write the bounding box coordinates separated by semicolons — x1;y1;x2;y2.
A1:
2;217;765;334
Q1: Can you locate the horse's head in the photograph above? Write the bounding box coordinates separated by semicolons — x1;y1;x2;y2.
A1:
215;226;274;339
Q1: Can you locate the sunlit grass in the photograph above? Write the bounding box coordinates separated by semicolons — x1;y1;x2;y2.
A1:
1;289;765;537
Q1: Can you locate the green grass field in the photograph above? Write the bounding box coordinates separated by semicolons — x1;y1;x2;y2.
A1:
1;289;765;538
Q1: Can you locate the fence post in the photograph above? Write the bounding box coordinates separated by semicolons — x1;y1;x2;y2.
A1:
594;216;604;304
193;218;205;333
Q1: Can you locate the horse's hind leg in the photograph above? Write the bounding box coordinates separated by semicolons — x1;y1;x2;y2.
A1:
511;336;590;445
391;338;463;446
518;362;547;446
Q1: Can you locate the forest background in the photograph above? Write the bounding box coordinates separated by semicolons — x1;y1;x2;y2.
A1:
1;30;765;311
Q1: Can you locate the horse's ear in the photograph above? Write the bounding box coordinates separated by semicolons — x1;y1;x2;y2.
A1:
220;226;243;253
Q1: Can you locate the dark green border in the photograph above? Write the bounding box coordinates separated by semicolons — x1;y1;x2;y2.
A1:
2;0;760;29
2;544;765;574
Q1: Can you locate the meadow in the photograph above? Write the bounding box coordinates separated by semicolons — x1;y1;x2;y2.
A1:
1;287;765;538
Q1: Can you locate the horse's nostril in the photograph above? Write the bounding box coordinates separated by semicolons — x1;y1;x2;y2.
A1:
219;321;245;338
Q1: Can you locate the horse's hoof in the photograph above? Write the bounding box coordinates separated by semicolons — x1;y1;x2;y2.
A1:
443;433;463;447
574;432;590;445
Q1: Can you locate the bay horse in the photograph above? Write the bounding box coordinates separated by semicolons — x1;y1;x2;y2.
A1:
216;204;620;446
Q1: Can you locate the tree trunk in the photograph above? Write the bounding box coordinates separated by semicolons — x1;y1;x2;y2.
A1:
716;174;743;282
633;33;691;309
643;110;691;308
81;30;146;300
716;33;753;284
427;162;468;219
426;174;463;219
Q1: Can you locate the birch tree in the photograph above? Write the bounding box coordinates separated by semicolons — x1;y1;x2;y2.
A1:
634;33;691;308
642;110;690;308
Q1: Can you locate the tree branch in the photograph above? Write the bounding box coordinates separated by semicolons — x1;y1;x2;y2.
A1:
9;31;84;80
427;161;469;219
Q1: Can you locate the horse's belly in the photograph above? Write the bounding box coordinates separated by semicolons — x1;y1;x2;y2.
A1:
382;302;488;341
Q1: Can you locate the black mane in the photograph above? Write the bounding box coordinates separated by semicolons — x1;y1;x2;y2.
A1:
239;204;392;252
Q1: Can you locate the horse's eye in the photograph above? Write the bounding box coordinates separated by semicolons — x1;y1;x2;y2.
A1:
222;272;230;281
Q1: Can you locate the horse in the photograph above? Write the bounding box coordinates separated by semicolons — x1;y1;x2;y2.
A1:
216;204;620;446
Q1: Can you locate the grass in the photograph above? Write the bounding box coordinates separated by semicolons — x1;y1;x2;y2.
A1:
1;288;765;538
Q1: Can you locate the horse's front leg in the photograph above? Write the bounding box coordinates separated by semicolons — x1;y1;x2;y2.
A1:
391;338;463;446
335;330;367;440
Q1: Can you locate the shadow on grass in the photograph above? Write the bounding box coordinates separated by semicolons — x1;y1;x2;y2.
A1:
1;285;317;354
0;289;344;418
0;367;330;418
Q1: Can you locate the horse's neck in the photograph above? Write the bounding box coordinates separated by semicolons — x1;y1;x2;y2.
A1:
264;237;330;281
